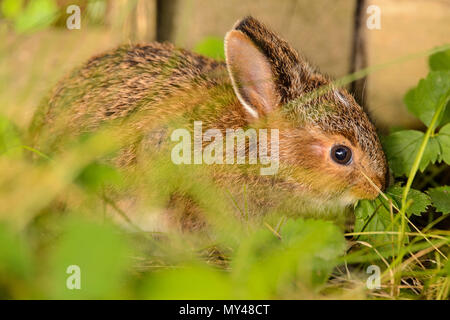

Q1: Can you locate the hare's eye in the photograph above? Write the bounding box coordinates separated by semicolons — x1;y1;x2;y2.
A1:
331;145;352;165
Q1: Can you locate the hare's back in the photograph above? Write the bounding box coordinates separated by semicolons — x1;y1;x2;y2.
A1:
29;42;226;152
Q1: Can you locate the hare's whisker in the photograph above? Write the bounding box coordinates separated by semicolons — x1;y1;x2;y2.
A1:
359;169;399;210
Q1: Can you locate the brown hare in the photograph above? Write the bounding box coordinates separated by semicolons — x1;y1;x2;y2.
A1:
30;16;388;231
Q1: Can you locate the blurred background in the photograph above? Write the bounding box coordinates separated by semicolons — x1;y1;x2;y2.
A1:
1;0;449;133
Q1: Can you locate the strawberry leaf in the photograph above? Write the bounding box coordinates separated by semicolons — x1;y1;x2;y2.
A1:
386;186;431;217
437;123;450;165
404;71;450;127
382;130;441;177
429;49;450;71
427;186;450;214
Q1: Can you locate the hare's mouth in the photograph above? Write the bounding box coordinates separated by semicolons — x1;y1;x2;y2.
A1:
349;184;380;201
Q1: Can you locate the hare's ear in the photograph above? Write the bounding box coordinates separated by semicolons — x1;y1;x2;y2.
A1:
225;30;279;119
226;16;318;115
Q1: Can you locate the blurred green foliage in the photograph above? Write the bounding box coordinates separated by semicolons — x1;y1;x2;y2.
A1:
1;0;24;19
0;213;345;299
140;219;345;299
75;162;122;192
0;224;32;279
194;37;225;61
0;115;22;158
1;0;59;33
46;219;132;299
86;0;106;25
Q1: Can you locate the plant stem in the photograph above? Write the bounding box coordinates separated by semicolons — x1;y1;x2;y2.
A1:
396;90;450;279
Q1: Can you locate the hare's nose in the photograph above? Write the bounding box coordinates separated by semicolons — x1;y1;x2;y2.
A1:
364;186;380;200
364;175;383;199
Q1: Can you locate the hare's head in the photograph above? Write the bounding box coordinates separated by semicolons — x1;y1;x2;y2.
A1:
224;17;388;205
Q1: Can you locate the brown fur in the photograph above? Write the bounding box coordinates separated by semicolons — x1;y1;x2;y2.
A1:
30;17;388;230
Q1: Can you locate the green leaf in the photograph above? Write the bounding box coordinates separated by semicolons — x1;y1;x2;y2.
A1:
354;199;395;245
438;123;450;165
1;0;24;19
0;115;22;158
405;189;431;216
194;37;225;60
382;130;440;177
387;186;431;217
404;71;450;127
421;135;441;168
75;162;122;192
427;186;450;214
141;265;233;299
439;101;450;127
14;0;59;33
232;219;346;298
429;49;450;71
47;219;132;299
354;185;429;247
0;224;32;279
138;220;345;299
354;199;411;251
280;219;346;286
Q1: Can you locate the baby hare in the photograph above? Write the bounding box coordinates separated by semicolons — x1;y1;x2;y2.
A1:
30;16;388;228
